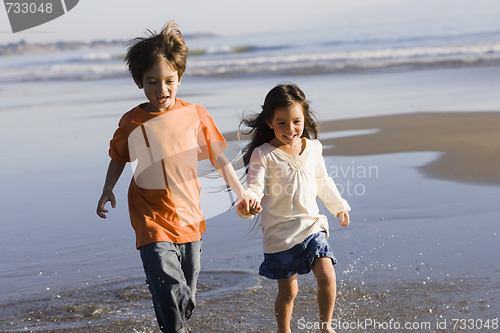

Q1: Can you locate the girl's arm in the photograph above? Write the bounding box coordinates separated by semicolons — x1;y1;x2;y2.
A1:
212;153;260;214
96;159;127;218
315;142;351;221
236;148;266;218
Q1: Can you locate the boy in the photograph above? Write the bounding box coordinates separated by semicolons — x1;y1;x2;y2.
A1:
96;21;256;333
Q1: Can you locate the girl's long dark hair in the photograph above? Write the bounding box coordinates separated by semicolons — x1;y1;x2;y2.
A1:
241;83;318;167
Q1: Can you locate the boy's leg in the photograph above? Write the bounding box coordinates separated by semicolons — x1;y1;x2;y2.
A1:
177;240;202;321
312;257;337;333
140;241;201;333
275;275;298;333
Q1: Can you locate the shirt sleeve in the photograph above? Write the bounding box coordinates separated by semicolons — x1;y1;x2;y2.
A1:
196;107;228;163
246;147;266;201
314;141;351;217
109;114;132;162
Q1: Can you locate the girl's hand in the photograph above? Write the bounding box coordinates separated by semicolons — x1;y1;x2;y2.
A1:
339;211;350;226
248;198;262;215
238;198;261;215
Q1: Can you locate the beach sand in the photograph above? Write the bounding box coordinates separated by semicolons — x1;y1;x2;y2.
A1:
4;111;499;333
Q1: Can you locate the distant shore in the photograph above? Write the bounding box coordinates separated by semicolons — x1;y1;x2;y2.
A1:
0;33;217;56
0;39;125;56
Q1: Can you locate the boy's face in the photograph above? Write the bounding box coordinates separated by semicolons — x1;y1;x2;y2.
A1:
137;57;181;113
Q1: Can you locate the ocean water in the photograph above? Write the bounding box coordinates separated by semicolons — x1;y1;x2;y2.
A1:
2;20;500;82
1;21;500;331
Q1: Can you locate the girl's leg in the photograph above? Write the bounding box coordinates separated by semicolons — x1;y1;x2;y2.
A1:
312;257;337;333
275;274;298;333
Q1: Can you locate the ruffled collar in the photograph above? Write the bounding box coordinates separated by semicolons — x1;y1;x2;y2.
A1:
264;138;310;171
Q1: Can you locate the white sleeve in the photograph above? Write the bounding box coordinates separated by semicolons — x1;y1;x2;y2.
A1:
315;141;351;217
246;147;266;201
236;148;266;220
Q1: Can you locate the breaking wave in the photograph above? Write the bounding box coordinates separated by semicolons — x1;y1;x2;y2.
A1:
1;28;500;82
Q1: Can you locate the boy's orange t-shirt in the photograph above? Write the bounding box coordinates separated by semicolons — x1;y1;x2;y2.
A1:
109;99;227;249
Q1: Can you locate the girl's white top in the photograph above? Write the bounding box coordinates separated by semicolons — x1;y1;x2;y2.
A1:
245;138;351;254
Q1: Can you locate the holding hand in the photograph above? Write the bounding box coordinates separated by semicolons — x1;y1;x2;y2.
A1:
236;193;262;218
238;197;262;215
339;211;350;226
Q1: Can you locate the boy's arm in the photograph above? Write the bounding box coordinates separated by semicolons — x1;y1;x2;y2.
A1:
96;160;127;219
212;153;257;214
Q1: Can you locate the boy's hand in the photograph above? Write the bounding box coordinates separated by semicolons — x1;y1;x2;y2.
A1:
339;211;350;226
96;191;116;219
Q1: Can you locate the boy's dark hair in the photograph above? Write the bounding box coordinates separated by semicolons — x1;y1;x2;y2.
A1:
125;21;188;85
241;83;318;166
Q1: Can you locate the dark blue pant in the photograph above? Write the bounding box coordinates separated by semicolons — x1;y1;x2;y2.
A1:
140;240;201;333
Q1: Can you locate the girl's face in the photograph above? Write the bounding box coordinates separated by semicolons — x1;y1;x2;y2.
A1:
267;102;305;147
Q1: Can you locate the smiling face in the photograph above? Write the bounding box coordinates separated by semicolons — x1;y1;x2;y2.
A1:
136;57;181;113
267;102;305;148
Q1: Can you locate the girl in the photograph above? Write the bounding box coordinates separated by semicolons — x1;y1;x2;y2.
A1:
238;83;351;333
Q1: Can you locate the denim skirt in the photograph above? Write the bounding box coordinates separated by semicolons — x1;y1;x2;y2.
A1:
259;231;337;280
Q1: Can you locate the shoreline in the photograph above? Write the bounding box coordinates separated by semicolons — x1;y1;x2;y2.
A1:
227;111;500;185
4;273;496;333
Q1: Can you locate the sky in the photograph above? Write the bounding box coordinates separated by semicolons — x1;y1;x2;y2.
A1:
1;0;499;44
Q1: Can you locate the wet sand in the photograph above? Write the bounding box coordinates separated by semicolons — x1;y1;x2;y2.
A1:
319;112;500;185
11;273;495;333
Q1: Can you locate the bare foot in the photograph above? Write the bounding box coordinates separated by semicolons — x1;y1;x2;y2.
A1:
320;328;336;333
